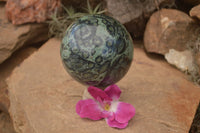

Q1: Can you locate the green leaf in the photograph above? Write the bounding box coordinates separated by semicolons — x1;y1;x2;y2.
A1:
47;0;106;39
93;3;101;14
87;0;93;14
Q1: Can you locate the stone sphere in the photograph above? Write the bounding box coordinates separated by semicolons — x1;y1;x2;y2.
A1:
60;14;133;88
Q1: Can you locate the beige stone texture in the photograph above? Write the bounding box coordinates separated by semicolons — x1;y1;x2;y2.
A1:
7;39;200;133
190;4;200;20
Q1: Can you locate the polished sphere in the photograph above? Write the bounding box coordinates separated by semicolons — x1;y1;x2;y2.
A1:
60;14;133;88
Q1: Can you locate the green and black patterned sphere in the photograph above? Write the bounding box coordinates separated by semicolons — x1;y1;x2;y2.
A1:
60;14;133;88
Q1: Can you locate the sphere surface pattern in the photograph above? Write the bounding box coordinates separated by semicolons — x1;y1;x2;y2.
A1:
61;14;133;88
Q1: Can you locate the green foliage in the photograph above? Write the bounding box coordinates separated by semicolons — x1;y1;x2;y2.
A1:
83;0;106;15
48;0;106;39
185;65;200;85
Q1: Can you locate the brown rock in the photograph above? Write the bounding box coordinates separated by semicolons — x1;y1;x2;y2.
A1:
195;52;200;67
0;3;48;64
6;39;200;133
0;87;9;113
190;4;200;20
144;9;200;55
0;112;16;133
0;47;36;113
0;47;36;133
6;0;61;25
193;51;200;78
105;0;175;38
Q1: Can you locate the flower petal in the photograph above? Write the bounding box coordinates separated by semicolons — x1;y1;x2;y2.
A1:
114;102;135;123
88;86;112;102
76;99;103;120
101;111;112;118
106;118;128;129
104;84;121;100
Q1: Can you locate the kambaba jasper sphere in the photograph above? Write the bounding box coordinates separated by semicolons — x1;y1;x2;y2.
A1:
60;14;133;88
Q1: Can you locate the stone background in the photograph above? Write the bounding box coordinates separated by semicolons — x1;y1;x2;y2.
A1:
0;0;200;133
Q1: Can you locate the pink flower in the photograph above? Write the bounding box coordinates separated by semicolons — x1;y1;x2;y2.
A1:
76;85;135;129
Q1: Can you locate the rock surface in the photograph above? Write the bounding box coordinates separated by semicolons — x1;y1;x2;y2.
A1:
0;112;16;133
0;47;36;113
195;51;200;73
165;49;195;72
144;9;200;55
0;47;36;133
6;0;61;25
0;87;9;113
105;0;175;38
190;4;200;20
7;38;200;133
0;3;48;64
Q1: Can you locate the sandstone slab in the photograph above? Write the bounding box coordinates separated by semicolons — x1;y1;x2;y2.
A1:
7;39;200;133
0;87;9;113
144;9;200;55
0;47;36;113
0;47;36;133
190;4;200;20
105;0;175;37
6;0;61;25
0;3;48;64
0;112;16;133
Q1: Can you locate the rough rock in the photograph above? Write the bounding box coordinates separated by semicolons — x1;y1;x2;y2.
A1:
0;3;48;64
190;4;200;20
191;36;200;75
0;47;36;133
195;51;200;71
144;9;200;55
0;112;16;133
6;39;200;133
6;0;61;25
105;0;175;38
0;47;36;113
165;49;195;72
0;87;9;113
